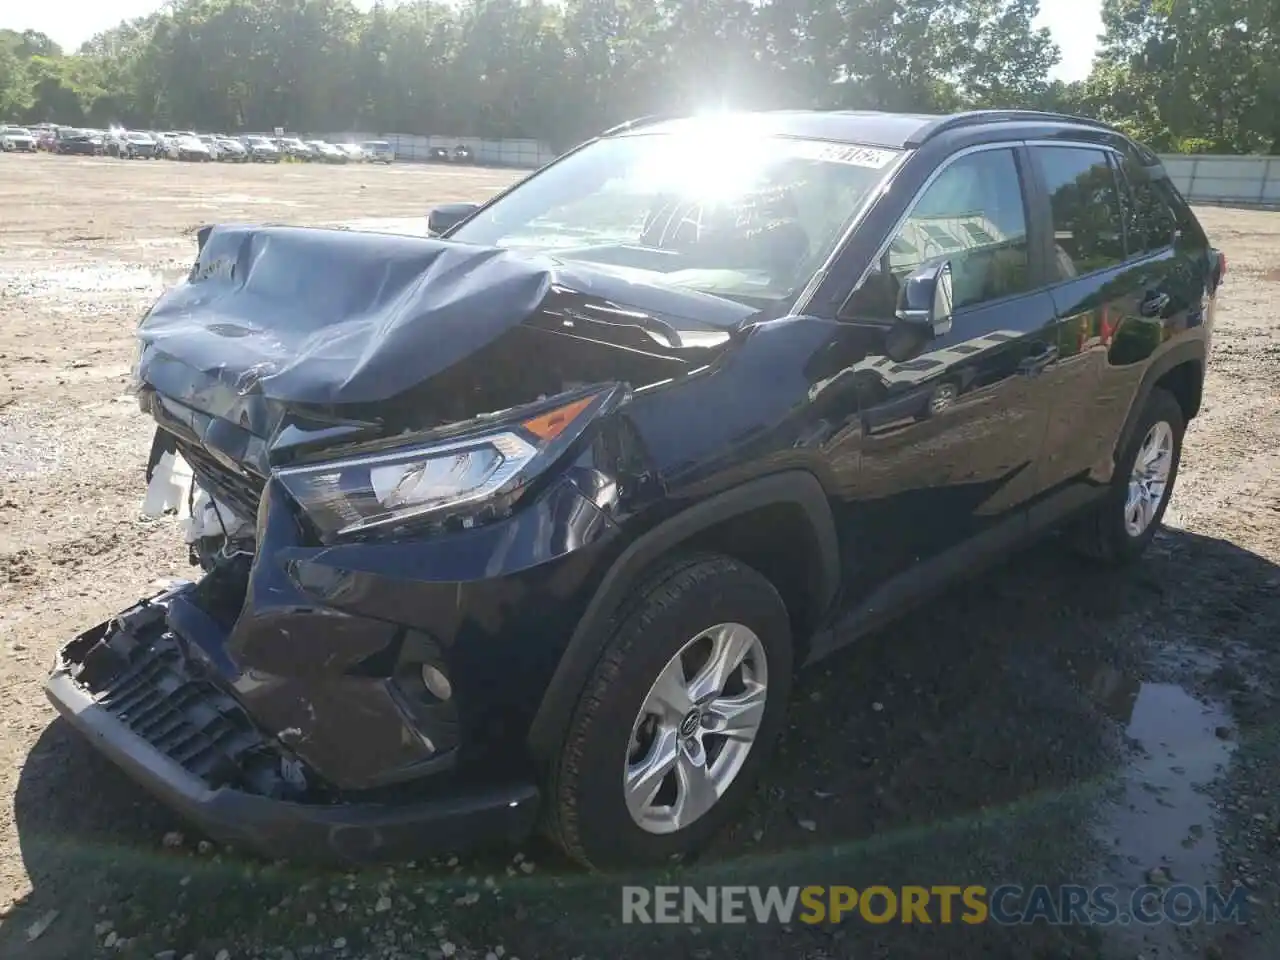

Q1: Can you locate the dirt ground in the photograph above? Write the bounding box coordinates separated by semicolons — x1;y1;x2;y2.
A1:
1;152;1278;960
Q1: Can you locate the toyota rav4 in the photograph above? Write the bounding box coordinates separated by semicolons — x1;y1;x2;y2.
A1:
47;109;1224;871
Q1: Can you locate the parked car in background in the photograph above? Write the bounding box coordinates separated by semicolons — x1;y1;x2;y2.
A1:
108;130;159;159
55;128;103;155
0;126;37;152
306;140;348;164
214;137;249;162
197;135;224;159
336;143;367;162
451;144;474;163
166;135;213;162
362;139;394;163
277;137;316;162
242;135;281;162
428;145;450;162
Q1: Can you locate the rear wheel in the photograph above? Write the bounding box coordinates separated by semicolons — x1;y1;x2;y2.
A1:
546;554;792;870
1070;387;1184;564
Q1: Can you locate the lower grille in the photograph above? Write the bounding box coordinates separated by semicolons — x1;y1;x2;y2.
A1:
100;642;266;789
62;598;304;798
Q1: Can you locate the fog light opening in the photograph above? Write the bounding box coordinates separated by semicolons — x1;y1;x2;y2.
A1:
421;663;453;702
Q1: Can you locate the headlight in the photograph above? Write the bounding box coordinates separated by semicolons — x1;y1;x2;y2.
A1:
275;389;614;541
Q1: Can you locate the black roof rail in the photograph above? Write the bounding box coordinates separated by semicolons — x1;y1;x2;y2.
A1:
906;110;1116;147
598;114;677;137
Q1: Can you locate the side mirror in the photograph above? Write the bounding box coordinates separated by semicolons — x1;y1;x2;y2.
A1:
427;202;479;237
895;260;954;338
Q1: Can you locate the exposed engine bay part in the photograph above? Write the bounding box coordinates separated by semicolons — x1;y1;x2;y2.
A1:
143;445;256;570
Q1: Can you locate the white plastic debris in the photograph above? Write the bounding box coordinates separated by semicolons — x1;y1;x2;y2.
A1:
179;485;251;544
142;451;194;517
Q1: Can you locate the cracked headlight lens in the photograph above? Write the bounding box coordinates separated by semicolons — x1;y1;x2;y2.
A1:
276;392;603;541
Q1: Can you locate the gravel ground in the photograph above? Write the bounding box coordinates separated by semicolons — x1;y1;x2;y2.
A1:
0;152;1278;960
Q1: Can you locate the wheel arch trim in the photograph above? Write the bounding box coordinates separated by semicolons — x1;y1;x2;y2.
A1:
526;470;840;764
1114;337;1206;462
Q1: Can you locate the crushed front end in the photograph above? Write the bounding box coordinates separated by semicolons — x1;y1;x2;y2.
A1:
46;223;715;861
45;430;555;860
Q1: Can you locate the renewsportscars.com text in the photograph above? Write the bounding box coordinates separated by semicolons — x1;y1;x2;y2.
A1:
621;884;1249;926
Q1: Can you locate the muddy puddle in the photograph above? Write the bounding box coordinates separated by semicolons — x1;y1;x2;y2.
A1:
1081;661;1238;955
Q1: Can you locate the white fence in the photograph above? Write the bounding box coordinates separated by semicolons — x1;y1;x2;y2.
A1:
1159;154;1280;207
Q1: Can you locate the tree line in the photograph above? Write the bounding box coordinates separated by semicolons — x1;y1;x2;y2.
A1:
1;0;1277;154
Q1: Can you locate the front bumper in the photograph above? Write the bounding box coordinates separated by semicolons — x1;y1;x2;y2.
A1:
46;587;541;862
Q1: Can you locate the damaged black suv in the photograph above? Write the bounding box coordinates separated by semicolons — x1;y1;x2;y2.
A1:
48;110;1224;871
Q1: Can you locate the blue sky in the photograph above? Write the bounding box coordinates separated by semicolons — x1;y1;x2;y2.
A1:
6;0;1104;84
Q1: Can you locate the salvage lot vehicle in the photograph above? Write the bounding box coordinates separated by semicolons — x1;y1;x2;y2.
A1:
214;136;249;161
54;127;103;155
242;135;281;162
277;137;316;161
166;135;214;161
362;139;394;163
305;139;348;163
0;125;37;152
107;130;160;159
48;110;1224;871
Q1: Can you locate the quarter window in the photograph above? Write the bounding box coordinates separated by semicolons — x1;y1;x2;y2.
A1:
1033;146;1127;279
844;148;1032;320
1120;157;1179;256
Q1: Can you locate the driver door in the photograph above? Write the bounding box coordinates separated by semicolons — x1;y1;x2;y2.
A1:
835;144;1060;596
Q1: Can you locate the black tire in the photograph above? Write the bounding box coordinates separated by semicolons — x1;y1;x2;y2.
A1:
545;553;793;871
1070;386;1185;564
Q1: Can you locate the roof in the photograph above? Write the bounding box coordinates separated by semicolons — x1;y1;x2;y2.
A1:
614;109;1116;150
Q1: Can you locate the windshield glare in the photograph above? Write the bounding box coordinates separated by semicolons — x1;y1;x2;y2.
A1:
449;129;901;303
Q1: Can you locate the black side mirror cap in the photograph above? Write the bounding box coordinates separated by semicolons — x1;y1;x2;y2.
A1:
896;260;954;337
427;202;479;237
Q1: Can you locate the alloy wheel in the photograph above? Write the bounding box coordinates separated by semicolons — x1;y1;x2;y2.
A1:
1125;420;1174;537
624;622;768;835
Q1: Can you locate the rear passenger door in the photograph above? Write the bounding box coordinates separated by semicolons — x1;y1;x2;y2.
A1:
1028;143;1180;526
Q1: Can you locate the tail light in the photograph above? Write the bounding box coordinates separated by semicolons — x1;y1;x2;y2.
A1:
1209;248;1227;291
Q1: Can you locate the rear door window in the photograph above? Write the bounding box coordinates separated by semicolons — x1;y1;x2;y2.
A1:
1032;146;1127;280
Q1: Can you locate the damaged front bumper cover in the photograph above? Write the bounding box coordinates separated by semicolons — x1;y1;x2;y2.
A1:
45;586;540;863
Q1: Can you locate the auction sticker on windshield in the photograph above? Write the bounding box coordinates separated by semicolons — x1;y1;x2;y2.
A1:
790;142;899;168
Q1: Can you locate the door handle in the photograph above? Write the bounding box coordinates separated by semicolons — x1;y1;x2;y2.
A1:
1018;344;1058;376
1139;291;1171;318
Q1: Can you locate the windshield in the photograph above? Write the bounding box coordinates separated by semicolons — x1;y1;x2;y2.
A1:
3;127;31;136
449;129;900;303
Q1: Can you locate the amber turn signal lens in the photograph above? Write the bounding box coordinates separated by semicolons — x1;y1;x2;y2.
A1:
521;395;596;441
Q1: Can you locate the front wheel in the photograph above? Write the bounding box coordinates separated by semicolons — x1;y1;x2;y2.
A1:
546;554;792;870
1070;386;1185;564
